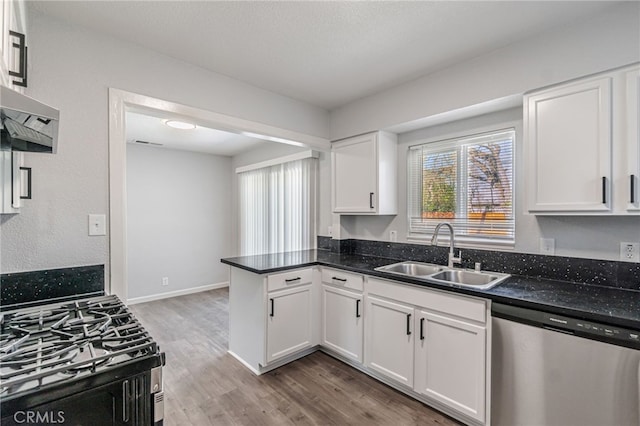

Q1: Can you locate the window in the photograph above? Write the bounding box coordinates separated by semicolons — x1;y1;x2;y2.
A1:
238;156;317;255
408;129;515;247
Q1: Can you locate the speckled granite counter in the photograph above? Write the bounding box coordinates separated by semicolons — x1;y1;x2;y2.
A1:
221;249;640;330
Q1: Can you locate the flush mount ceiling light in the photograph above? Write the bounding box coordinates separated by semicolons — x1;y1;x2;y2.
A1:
164;120;196;130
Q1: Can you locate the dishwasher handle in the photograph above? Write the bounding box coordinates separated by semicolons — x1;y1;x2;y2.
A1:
492;303;545;326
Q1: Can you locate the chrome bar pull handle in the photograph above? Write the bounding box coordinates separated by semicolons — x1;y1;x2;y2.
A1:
122;379;130;422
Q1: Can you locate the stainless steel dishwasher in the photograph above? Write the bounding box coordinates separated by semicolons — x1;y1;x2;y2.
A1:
491;303;640;426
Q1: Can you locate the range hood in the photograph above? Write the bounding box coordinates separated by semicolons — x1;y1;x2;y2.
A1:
1;86;59;154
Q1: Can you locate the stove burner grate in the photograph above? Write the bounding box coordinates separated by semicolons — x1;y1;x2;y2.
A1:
0;296;158;397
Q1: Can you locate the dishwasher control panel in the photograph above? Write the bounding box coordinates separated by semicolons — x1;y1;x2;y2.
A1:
543;313;639;347
493;303;640;350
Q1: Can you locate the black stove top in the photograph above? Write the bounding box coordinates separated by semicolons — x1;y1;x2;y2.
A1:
0;295;160;401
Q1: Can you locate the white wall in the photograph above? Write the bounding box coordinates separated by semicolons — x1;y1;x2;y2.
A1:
126;144;231;300
0;10;328;274
329;2;640;140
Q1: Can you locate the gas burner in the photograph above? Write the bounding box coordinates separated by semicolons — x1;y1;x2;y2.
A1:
65;344;111;372
0;295;158;397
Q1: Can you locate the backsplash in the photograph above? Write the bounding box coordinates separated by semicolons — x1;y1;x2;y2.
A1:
318;237;640;291
0;264;105;310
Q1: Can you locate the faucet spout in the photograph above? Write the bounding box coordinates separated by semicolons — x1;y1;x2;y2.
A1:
431;222;462;268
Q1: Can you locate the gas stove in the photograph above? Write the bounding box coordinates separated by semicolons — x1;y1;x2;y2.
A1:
0;295;164;425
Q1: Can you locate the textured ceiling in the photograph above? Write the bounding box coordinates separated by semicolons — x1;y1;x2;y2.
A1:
32;1;619;110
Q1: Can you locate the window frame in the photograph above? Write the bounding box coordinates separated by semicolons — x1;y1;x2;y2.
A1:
407;127;516;250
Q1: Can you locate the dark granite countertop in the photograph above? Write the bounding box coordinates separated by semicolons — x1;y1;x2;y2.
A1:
221;249;640;331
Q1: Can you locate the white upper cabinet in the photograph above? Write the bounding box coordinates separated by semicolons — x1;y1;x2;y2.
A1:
0;0;11;87
0;0;27;91
624;65;640;211
525;75;613;213
525;63;640;215
332;131;397;215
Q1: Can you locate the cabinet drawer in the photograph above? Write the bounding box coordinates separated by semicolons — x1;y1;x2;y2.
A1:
267;268;313;292
321;268;364;292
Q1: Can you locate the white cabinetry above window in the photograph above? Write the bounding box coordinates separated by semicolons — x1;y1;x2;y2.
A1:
524;63;640;215
331;131;397;215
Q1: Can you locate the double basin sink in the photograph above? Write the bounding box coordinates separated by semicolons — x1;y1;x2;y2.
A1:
374;261;510;290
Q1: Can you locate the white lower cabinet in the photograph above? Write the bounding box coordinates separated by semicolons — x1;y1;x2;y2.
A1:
321;285;363;362
266;284;313;363
364;277;489;425
364;295;415;387
229;266;490;425
320;268;364;363
414;310;487;423
228;266;316;373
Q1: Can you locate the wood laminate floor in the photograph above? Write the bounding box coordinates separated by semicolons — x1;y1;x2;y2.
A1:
130;288;460;426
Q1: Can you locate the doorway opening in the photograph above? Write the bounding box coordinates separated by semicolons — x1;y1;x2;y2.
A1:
108;89;329;302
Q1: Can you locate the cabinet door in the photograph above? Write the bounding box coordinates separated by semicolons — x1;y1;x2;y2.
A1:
322;285;363;362
364;295;414;387
626;66;640;211
414;311;486;423
332;133;377;213
525;76;613;213
0;0;9;87
266;285;313;363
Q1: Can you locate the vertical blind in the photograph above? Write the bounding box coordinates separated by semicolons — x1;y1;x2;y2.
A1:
408;129;515;247
239;157;317;256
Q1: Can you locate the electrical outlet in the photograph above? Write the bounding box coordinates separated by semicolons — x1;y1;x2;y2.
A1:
389;230;397;242
620;242;640;262
539;238;555;255
328;226;332;237
162;277;169;286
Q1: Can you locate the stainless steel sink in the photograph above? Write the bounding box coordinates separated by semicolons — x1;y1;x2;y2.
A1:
374;261;509;290
428;269;510;289
374;261;444;277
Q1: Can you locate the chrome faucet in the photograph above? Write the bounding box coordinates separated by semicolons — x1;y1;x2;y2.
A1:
430;222;462;268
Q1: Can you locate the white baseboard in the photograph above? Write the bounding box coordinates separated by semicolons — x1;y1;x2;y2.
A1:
227;351;262;375
126;281;228;305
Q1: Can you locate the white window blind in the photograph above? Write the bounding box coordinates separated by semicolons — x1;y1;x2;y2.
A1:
408;129;515;247
239;157;317;256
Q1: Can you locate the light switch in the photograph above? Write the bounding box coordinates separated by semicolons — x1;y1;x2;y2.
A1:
89;214;106;236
